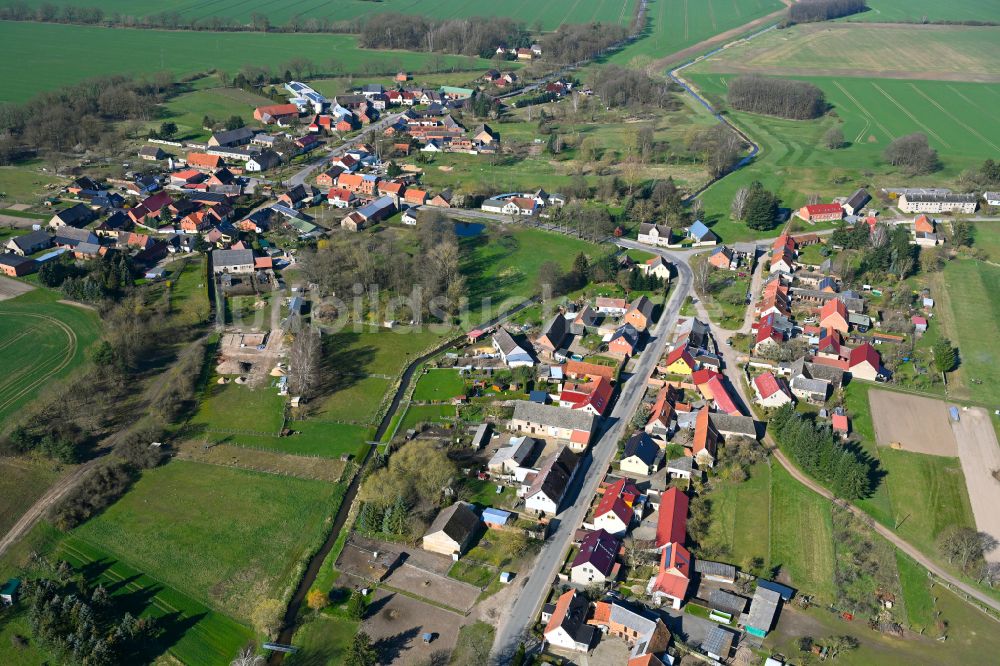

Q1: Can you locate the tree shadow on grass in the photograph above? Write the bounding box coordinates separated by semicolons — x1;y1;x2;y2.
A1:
374;625;423;664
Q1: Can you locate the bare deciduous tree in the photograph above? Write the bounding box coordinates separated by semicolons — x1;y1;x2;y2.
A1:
288;327;321;399
731;186;751;221
231;647;265;666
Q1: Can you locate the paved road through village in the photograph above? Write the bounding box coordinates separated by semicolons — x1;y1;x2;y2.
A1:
491;247;693;657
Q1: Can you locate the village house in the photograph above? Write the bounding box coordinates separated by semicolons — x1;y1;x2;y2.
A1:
799;203;843;223
536;313;569;356
595;296;627;316
341;196;396;232
521;446;579;515
509;401;597;451
898;192;977;214
688;220;719;246
843;188;871;216
245;150;281;172
570;305;600;336
212;248;255;275
53;227;98;249
708;245;736;270
752;372;794;408
593;478;641;535
0;255;37;277
588;600;671;665
819;298;850;334
559;376;613;417
620;431;660;476
488;435;538;479
625;295;655;331
327;187;357;209
421;501;480;557
570;529;621;585
254;103;300;124
492;328;534;367
5;230;51;256
608;323;640;357
645;386;676;438
543;590;595;652
650;542;692;610
848;343;882;381
637;223;673;247
692;408;718;467
49;203;95;229
138;145;166;161
641;256;672;281
663;346;696;376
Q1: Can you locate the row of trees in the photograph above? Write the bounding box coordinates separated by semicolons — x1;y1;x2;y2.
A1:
539;22;629;65
591;65;680;109
787;0;868;24
358;13;530;57
728;75;827;120
770;403;875;499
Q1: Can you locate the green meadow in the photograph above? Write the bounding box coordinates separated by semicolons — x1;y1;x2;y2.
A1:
0;20;481;101
849;0;1000;24
73;461;346;622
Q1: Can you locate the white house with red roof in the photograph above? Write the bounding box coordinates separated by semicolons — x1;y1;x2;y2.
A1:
752;372;794;408
559;376;613;417
593;478;641;535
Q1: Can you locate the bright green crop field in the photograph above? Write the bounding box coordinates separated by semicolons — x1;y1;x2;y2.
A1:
8;0;637;30
608;0;786;67
0;20;481;102
0;288;101;426
848;0;1000;24
683;73;1000;240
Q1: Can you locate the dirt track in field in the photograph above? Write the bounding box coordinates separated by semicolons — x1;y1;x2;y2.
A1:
869;389;959;456
952;407;1000;564
0;275;35;301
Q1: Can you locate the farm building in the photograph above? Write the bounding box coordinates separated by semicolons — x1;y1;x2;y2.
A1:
421;501;479;557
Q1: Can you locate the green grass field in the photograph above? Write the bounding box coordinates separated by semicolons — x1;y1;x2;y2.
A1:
312;375;390;424
942;259;1000;405
849;0;1000;24
73;461;346;622
0;164;64;203
895;550;935;630
159;86;273;141
10;0;637;29
608;0;786;67
0;460;59;536
684;73;1000;240
412;369;467;402
770;463;836;601
191;380;286;435
0;288;101;426
0;21;481;101
699;461;772;571
284;614;359;666
461;225;603;320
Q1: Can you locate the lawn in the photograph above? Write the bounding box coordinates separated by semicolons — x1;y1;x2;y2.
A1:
0;288;102;427
284;614;359;666
607;0;786;67
72;461;347;622
448;560;495;588
189;420;372;461
971;221;1000;262
312;375;391;424
683;73;1000;241
450;621;496;666
0;460;60;536
770;463;836;602
702;268;750;330
9;0;637;29
412;369;467;402
942;259;1000;405
0;164;64;204
0;21;481;102
190;380;286;436
699;461;771;573
398;404;456;432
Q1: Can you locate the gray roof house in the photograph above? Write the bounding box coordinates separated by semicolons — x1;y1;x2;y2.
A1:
5;230;51;256
49;203;96;229
510;401;597;451
492;328;534;367
422;501;480;557
522;446;579;515
212;248;255;274
208;127;255;147
744;586;782;637
843;188;871;216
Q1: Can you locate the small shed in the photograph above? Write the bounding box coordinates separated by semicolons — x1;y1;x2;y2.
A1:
471;423;492;450
0;578;21;605
528;390;550;404
703;625;738;661
482;507;512;528
500;571;514;584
